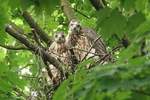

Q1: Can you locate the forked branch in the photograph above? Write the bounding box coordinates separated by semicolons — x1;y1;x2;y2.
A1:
22;11;52;45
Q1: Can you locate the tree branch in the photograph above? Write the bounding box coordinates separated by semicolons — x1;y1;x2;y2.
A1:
13;87;27;99
32;28;45;48
81;36;102;62
5;23;64;81
22;11;52;45
0;43;28;50
72;47;99;56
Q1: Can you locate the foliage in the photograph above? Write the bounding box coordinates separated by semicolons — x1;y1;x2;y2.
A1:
0;0;150;100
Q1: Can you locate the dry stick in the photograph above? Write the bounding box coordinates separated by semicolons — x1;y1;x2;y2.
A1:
32;28;45;48
5;24;64;82
16;63;33;72
49;51;68;58
22;11;52;45
112;44;123;52
20;75;38;79
100;54;110;64
81;36;102;62
96;44;123;64
72;47;100;56
13;87;27;99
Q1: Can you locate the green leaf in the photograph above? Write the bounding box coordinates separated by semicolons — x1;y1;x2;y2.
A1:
0;79;12;92
100;9;127;39
5;71;27;89
121;0;135;11
117;42;139;62
133;20;150;36
135;0;148;12
53;80;70;100
126;13;145;38
96;7;112;27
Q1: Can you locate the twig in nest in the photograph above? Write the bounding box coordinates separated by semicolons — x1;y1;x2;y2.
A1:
72;47;100;56
81;36;102;62
32;28;45;48
13;87;27;98
96;44;123;64
111;44;123;53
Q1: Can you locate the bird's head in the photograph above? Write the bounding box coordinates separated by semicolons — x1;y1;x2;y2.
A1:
69;19;81;34
54;32;65;44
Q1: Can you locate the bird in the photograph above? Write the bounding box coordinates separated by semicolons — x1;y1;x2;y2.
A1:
65;19;109;64
48;32;77;84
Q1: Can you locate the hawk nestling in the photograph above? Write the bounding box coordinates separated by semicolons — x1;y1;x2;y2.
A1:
66;19;109;63
48;32;76;83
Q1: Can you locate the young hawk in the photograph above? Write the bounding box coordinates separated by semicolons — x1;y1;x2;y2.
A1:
66;19;109;63
48;32;76;84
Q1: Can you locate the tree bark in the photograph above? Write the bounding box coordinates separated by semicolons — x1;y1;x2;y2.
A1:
5;23;64;79
22;11;52;45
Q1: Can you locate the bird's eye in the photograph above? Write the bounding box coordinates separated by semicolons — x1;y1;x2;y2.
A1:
77;24;80;27
70;23;74;26
62;35;65;38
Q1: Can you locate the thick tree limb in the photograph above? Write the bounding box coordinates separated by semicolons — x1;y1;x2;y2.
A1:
32;28;45;48
22;11;52;45
61;0;76;21
5;23;64;81
0;43;28;50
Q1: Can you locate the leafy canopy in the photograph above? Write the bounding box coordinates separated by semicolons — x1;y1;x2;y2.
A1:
0;0;150;100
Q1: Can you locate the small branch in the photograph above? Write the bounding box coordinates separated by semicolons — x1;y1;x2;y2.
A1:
72;47;99;56
0;43;28;50
22;11;52;45
95;44;123;64
49;51;68;58
112;44;123;52
16;63;33;72
20;75;38;79
13;87;27;99
32;28;45;48
81;36;102;62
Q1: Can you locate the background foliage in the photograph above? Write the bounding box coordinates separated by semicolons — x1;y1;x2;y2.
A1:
0;0;150;100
